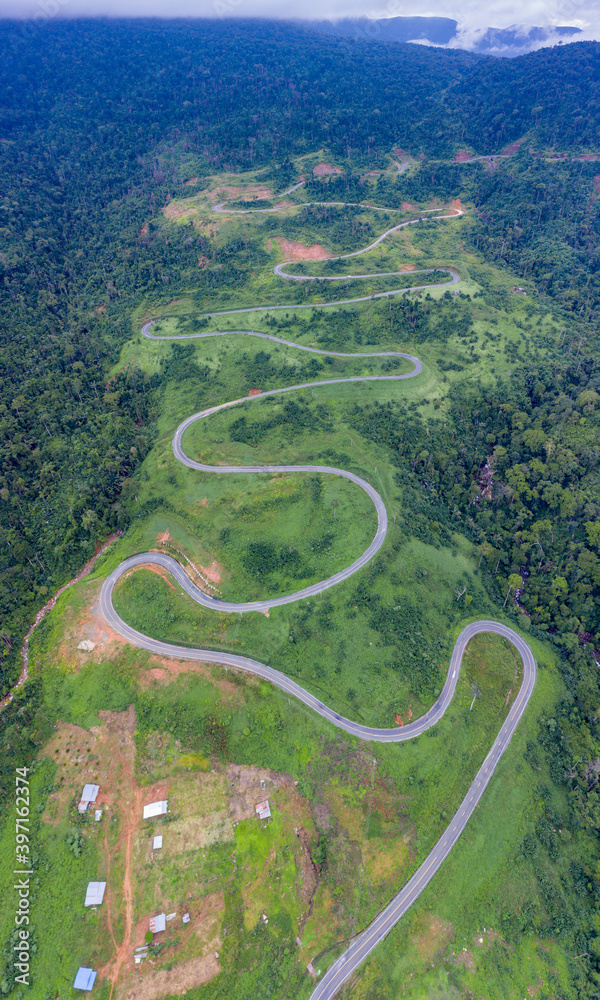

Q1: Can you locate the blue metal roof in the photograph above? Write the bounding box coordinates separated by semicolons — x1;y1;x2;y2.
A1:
74;967;97;990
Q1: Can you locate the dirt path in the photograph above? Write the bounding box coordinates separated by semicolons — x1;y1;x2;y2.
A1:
107;780;145;1000
94;708;145;1000
104;827;119;956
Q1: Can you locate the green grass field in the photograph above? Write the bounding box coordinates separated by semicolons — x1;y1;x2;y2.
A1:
2;159;587;1000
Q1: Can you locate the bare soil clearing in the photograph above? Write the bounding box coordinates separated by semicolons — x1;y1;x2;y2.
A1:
52;579;127;668
313;163;342;176
411;913;454;965
271;237;330;261
501;138;526;155
119;954;220;1000
212;183;273;201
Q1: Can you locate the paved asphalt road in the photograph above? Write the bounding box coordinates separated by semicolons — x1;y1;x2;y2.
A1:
100;361;537;998
200;200;462;309
108;201;536;997
273;208;462;279
308;620;536;999
119;353;421;612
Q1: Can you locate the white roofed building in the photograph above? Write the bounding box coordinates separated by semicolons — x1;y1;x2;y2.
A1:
255;800;271;821
84;881;106;907
143;800;168;820
149;913;166;933
78;784;100;814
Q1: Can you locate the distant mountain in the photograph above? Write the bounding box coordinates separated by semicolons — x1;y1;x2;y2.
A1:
302;16;582;57
457;24;582;56
304;16;458;47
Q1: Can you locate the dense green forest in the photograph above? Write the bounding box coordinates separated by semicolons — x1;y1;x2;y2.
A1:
1;18;600;997
1;11;599;773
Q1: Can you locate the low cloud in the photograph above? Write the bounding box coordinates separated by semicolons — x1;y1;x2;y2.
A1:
0;0;598;46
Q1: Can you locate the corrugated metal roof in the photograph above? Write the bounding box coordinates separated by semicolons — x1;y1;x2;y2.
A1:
149;913;166;933
153;835;163;850
255;799;271;820
143;800;168;819
84;881;106;907
82;784;99;802
74;967;97;990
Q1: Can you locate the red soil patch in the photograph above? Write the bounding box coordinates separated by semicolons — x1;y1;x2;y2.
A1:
97;305;106;314
184;176;199;185
140;223;148;237
198;255;209;269
578;153;600;161
453;150;474;162
400;264;416;272
312;162;342;177
89;708;143;996
141;779;170;811
199;560;222;585
157;530;171;544
501;137;525;155
199;498;208;507
141;667;171;686
450;197;465;213
76;613;128;660
164;201;199;220
248;388;262;396
276;238;329;261
395;714;403;726
137;656;249;699
456;949;476;972
401;201;418;210
212;183;273;202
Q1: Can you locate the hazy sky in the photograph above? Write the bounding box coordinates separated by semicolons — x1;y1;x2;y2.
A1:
0;0;598;40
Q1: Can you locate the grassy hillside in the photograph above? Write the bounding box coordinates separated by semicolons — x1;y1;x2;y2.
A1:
1;22;600;1000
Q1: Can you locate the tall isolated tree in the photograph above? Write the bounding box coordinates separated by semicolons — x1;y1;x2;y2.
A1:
504;573;523;608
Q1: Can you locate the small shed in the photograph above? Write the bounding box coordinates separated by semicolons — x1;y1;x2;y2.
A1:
94;810;103;822
143;800;168;820
149;913;166;934
78;784;100;814
153;835;163;850
255;800;271;821
74;967;97;991
84;881;106;907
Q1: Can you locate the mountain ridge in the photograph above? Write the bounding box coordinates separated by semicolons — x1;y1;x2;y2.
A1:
299;15;583;57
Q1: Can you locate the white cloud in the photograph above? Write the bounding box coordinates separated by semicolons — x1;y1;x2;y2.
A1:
0;0;598;44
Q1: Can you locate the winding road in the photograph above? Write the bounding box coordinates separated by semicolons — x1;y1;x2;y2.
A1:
144;204;462;324
99;198;536;998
